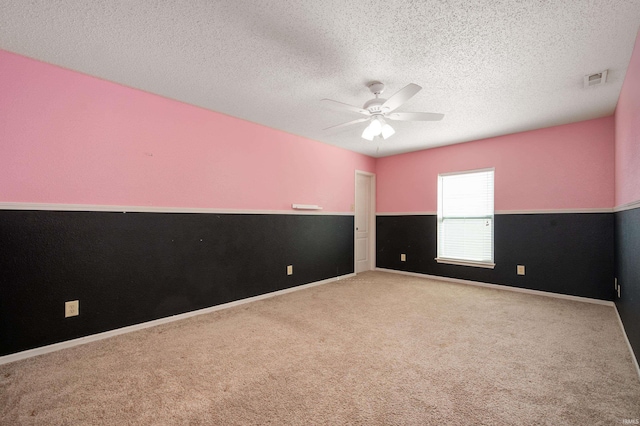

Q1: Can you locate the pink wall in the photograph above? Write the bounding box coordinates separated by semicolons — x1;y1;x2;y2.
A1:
377;117;615;212
1;47;625;214
615;29;640;207
0;50;375;212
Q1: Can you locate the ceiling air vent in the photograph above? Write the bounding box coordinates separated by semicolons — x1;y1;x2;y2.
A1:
583;70;608;88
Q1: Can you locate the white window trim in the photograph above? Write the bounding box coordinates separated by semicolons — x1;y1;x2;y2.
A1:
438;167;495;177
434;257;496;269
437;167;495;268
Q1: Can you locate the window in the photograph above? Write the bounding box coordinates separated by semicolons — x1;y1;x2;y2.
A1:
436;168;495;268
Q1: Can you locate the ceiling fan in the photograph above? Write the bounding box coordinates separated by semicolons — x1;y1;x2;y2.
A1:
322;81;444;140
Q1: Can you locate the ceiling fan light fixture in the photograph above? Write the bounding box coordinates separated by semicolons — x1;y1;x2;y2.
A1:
369;117;383;136
361;124;375;140
381;123;395;139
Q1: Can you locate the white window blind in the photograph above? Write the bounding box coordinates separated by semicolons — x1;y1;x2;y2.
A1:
437;169;494;266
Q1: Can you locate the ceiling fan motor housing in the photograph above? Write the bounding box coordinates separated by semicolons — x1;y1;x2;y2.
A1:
363;98;388;115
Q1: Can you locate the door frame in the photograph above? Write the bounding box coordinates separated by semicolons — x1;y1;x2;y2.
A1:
354;170;376;273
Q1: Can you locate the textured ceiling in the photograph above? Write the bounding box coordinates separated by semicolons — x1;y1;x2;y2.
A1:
1;1;639;157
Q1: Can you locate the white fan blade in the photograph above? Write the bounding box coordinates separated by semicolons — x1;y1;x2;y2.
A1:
382;83;422;112
387;112;444;121
323;117;370;131
321;99;370;116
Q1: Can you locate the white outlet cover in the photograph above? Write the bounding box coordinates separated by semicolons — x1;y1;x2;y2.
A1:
401;254;406;261
517;265;525;275
287;265;293;275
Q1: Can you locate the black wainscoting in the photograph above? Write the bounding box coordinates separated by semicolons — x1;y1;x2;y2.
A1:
0;210;354;356
377;213;614;300
615;207;640;361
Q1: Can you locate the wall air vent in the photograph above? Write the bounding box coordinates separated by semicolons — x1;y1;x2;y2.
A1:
583;70;608;88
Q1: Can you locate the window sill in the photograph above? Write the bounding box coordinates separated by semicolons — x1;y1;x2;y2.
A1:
435;258;496;269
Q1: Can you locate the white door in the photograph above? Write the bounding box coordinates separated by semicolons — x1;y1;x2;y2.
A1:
355;172;374;273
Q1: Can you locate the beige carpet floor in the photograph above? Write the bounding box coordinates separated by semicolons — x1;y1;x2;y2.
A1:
1;271;639;425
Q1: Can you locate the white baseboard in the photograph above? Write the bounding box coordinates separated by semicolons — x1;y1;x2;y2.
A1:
0;273;355;366
375;268;614;306
613;304;640;382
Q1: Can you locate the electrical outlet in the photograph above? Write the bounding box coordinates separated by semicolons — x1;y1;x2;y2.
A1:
517;265;525;275
65;300;79;318
401;254;406;262
287;265;293;275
